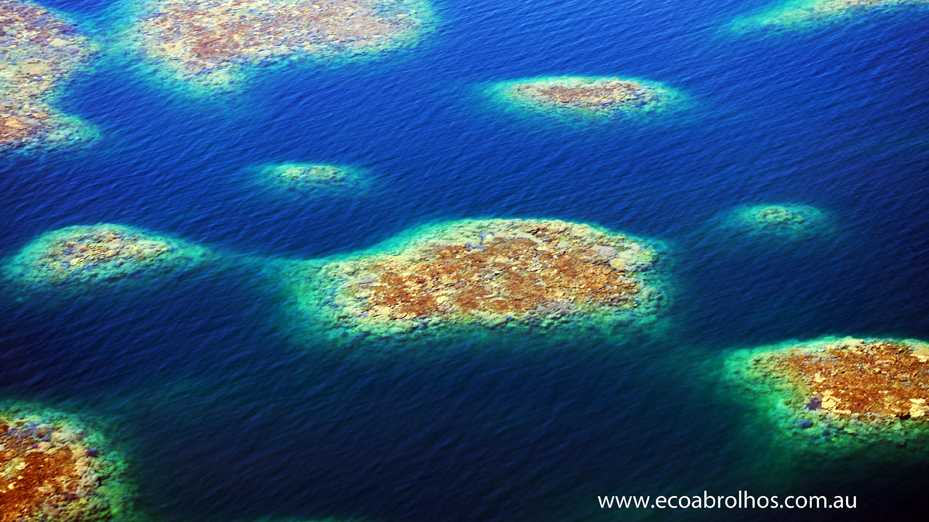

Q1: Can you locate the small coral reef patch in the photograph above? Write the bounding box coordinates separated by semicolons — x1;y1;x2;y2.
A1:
0;403;134;522
489;76;679;120
130;0;435;90
3;224;210;292
732;0;929;32
0;0;96;152
725;204;827;238
260;163;369;196
726;337;929;451
295;219;666;339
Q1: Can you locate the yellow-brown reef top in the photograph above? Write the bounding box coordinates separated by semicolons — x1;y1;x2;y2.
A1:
733;0;929;32
2;223;211;291
0;0;95;151
728;337;929;449
133;0;434;89
493;76;677;118
0;404;133;522
260;162;368;195
304;219;665;337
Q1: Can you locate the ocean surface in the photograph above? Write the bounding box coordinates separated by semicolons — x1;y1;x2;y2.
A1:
3;0;929;520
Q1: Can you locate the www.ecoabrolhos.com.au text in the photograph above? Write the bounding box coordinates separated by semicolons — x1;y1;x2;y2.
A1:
599;491;856;509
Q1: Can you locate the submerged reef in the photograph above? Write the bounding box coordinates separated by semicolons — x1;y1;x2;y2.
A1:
0;403;133;522
296;219;666;339
260;163;369;195
726;337;929;451
0;0;96;152
489;76;678;120
732;0;929;32
725;204;827;238
3;224;210;292
131;0;435;90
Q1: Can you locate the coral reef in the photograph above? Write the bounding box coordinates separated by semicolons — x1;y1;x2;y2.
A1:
726;204;827;238
0;403;134;522
732;0;929;32
260;163;369;195
726;337;929;450
0;0;96;152
2;224;210;291
131;0;435;90
296;219;666;338
490;76;678;119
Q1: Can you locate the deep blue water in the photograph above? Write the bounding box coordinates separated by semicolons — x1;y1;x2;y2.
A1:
3;0;929;521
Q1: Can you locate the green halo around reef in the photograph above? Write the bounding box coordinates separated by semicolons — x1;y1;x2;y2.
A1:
258;163;370;196
723;337;929;455
126;0;437;93
0;400;138;522
2;223;211;294
0;0;98;153
724;204;828;239
730;0;929;33
283;218;668;342
487;76;682;122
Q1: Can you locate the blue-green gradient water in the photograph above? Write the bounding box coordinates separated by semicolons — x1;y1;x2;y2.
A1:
2;0;929;520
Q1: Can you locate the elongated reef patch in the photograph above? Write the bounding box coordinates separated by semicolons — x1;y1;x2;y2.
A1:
3;223;210;292
132;0;434;90
297;218;666;338
732;0;929;32
490;76;679;120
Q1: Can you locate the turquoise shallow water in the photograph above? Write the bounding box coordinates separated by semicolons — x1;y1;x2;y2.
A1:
2;0;929;520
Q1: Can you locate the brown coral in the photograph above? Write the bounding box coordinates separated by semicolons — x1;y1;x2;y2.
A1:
136;0;432;87
0;420;103;522
317;219;662;333
749;339;929;420
514;80;651;109
506;77;664;114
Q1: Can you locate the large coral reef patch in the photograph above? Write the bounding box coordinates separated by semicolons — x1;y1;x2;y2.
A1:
725;337;929;451
0;0;96;152
0;404;135;522
489;76;679;120
130;0;435;91
732;0;929;33
3;223;211;293
294;219;666;339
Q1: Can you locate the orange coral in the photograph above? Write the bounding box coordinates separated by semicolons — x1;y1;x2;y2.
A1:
0;421;97;522
750;340;929;420
362;236;639;320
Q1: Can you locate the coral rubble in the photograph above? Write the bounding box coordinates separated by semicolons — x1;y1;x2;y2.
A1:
260;163;368;195
733;0;929;32
726;204;827;238
2;224;210;291
298;219;665;338
727;337;929;449
132;0;435;90
0;404;133;522
490;76;677;119
0;0;96;151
